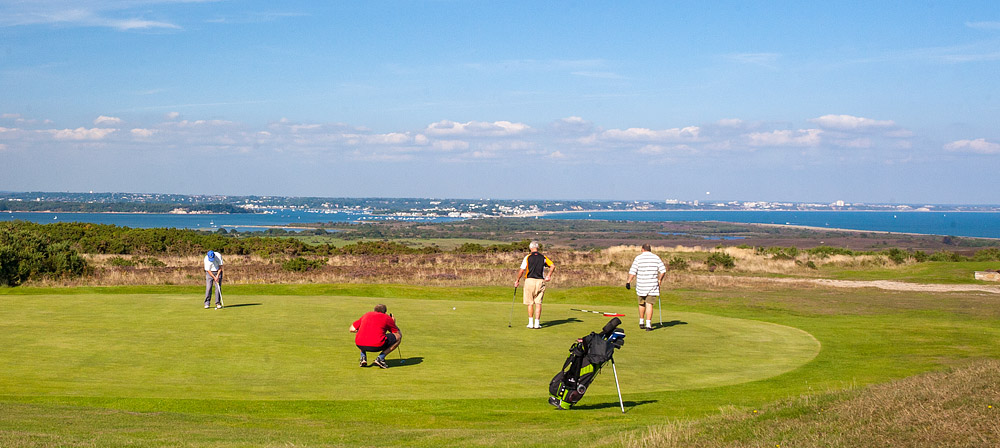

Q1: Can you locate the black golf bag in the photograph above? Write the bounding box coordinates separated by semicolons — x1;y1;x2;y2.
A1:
548;317;625;410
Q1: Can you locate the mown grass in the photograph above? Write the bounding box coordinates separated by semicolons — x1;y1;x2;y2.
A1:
821;260;1000;284
1;283;999;446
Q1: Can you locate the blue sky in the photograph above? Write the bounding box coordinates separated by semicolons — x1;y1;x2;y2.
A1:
1;1;999;203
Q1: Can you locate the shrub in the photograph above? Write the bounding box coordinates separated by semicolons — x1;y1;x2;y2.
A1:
0;222;90;286
883;248;909;265
807;246;856;258
705;252;736;270
108;256;136;267
668;256;689;271
281;257;328;272
972;248;1000;262
929;251;966;262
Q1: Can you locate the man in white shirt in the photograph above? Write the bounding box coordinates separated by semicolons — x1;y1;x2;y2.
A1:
204;250;224;309
626;244;666;331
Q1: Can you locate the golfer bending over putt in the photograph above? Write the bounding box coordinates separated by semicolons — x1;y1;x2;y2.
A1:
350;304;401;369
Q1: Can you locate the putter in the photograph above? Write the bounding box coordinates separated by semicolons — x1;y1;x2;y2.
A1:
507;285;518;327
215;278;224;309
655;282;662;327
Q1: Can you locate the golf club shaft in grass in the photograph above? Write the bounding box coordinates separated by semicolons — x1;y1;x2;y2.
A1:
508;286;517;327
612;357;625;414
216;279;224;308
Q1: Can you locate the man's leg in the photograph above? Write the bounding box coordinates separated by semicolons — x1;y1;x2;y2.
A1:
533;303;541;328
374;333;400;368
204;273;213;308
381;332;402;357
644;303;654;330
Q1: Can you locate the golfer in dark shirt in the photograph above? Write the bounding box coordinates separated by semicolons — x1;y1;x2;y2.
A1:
514;241;555;329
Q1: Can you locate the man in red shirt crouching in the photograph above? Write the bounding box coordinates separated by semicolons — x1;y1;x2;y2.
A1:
350;304;402;369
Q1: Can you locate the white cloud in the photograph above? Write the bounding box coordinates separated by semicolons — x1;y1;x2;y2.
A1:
2;113;22;119
0;143;6;151
166;112;180;120
50;127;117;140
432;140;470;151
130;128;157;138
424;120;530;137
0;3;182;30
717;118;744;128
95;115;123;125
809;114;895;130
746;129;822;147
944;138;1000;154
601;126;700;142
548;151;566;159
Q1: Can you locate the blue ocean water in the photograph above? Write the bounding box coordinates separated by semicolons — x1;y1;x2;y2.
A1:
1;210;458;231
542;210;1000;239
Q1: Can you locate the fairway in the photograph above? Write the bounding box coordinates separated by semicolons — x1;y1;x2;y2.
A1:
0;293;818;401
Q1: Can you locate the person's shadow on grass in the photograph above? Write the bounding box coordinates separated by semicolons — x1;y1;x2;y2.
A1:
653;320;687;330
571;399;657;412
387;356;424;368
540;317;583;328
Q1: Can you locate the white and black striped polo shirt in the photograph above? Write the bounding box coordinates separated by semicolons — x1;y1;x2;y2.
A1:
628;251;666;296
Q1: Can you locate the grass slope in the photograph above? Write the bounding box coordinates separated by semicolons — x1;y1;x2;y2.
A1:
1;284;998;447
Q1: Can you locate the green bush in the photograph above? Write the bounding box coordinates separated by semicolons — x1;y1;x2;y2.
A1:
882;248;909;264
705;252;736;270
0;222;90;286
281;257;328;272
108;256;136;267
972;248;1000;262
929;251;966;262
806;246;856;258
668;256;689;271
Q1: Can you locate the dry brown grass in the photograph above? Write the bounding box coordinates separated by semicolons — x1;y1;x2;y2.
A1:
22;245;908;289
617;359;1000;448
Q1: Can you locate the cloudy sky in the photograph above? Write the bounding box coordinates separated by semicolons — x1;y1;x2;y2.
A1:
1;1;999;203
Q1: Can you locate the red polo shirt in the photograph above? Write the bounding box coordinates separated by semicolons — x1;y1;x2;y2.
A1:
353;311;399;347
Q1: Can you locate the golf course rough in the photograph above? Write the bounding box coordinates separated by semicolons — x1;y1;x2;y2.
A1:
0;294;820;401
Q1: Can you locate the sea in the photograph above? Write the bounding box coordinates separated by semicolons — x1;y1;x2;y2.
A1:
541;210;1000;239
6;209;1000;239
2;210;459;232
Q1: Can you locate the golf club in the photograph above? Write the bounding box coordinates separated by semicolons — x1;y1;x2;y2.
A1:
570;308;625;317
391;313;404;364
656;282;661;326
215;278;224;309
507;285;518;327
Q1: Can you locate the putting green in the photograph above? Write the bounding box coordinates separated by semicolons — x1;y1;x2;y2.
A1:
0;294;819;401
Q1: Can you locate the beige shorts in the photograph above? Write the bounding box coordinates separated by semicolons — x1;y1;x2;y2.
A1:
638;295;658;306
523;278;546;305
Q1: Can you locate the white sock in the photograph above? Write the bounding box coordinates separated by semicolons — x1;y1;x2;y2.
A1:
639;319;644;325
533;318;540;327
528;317;533;325
646;322;652;328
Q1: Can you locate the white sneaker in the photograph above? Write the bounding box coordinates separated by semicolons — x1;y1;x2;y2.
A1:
533;322;541;329
216;304;223;309
204;304;210;309
526;323;533;328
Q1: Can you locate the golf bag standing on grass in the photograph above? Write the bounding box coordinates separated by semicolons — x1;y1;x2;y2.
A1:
549;317;626;411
